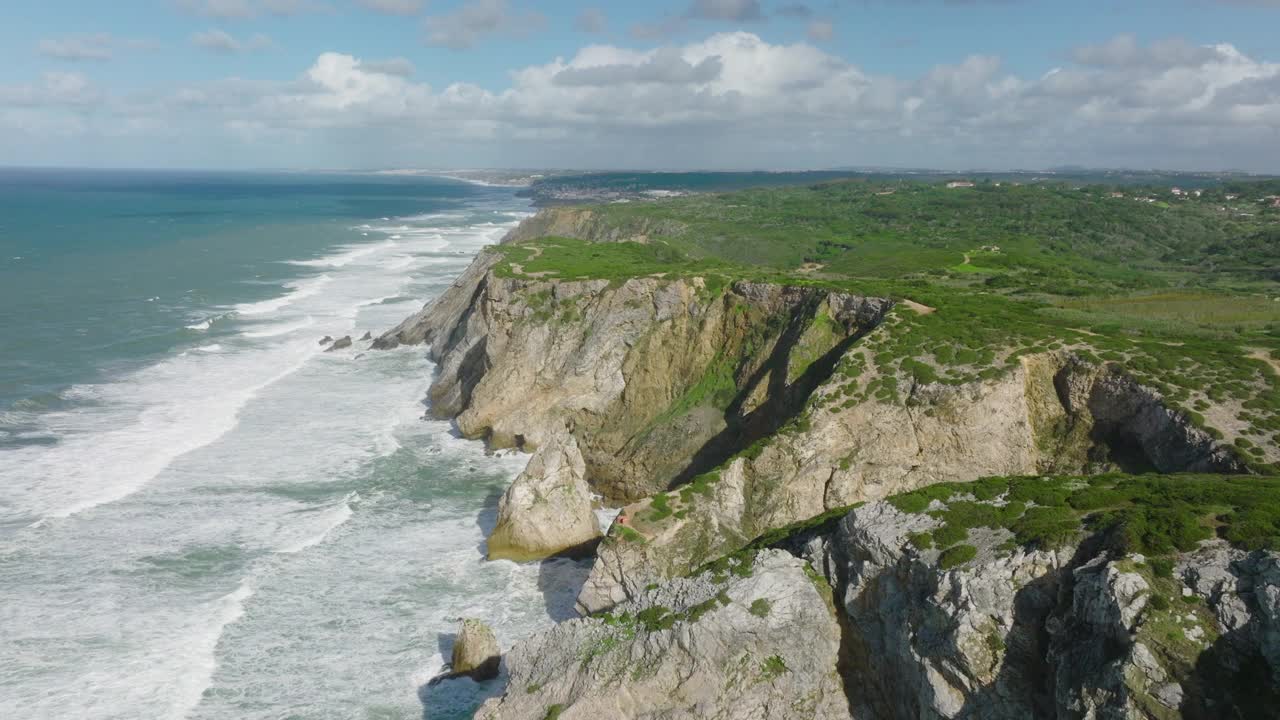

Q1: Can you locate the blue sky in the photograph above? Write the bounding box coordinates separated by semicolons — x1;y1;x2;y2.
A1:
2;0;1279;170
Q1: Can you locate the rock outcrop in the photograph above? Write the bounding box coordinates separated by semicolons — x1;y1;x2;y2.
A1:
376;210;1242;615
451;618;501;681
475;550;850;720
376;245;891;503
325;335;352;352
487;432;602;562
797;496;1280;720
576;349;1243;615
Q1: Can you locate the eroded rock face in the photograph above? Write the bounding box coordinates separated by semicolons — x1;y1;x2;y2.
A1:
804;503;1068;719
800;499;1280;720
377;245;891;502
451;618;501;681
578;350;1248;615
487;433;602;562
475;550;851;720
378;212;1245;621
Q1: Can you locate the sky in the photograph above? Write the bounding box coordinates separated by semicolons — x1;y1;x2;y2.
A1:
2;0;1280;171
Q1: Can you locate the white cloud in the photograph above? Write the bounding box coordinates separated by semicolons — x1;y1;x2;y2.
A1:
5;32;1280;171
0;72;101;107
191;29;274;54
359;57;416;76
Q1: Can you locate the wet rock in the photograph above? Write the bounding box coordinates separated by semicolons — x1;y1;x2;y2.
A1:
324;336;352;352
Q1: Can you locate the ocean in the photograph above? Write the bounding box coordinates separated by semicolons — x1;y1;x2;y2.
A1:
0;168;585;719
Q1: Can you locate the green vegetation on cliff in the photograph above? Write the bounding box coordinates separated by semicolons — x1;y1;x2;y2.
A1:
886;473;1280;559
495;178;1280;470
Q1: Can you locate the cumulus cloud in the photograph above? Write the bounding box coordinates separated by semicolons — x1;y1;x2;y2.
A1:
359;57;415;76
191;29;274;53
1070;34;1226;69
356;0;422;15
553;48;723;87
6;32;1280;171
0;71;101;107
422;0;545;50
575;7;607;34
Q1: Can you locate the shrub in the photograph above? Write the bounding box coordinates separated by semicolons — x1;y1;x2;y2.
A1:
939;544;978;569
932;524;969;548
908;531;934;550
749;598;772;618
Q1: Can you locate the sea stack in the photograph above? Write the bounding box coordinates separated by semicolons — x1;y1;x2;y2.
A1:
486;433;602;562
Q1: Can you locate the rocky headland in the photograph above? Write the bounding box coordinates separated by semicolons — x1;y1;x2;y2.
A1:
380;198;1280;719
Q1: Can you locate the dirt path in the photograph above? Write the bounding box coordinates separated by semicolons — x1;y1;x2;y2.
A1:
1248;347;1280;377
900;299;936;315
509;245;554;277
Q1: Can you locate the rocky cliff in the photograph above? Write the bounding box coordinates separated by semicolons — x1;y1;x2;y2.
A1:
492;478;1280;719
797;486;1280;719
380;209;1270;719
379;210;1244;611
474;549;850;720
576;348;1244;614
377;245;892;504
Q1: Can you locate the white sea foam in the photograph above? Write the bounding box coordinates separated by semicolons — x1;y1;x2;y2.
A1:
286;240;395;269
168;582;255;720
0;205;536;720
5;344;319;522
274;493;358;554
233;275;332;316
241;316;316;338
186;316;219;331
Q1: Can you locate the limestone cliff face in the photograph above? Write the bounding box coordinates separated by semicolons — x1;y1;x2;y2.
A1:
799;500;1280;719
377;211;1241;614
377;247;891;503
479;494;1280;720
576;349;1243;614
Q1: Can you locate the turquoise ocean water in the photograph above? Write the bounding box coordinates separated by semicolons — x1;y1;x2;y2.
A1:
0;169;587;719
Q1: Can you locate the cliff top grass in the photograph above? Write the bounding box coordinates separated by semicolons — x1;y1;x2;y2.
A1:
886;473;1280;560
493;179;1280;463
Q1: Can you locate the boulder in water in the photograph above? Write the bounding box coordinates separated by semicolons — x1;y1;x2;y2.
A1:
451;618;501;681
325;336;352;352
359;331;372;341
319;335;333;345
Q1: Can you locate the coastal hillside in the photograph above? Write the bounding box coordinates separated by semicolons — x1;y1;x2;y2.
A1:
379;178;1280;718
